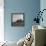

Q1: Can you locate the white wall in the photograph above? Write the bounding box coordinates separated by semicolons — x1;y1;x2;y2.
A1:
0;0;4;42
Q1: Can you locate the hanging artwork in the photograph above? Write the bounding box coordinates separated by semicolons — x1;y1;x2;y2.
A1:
11;13;25;26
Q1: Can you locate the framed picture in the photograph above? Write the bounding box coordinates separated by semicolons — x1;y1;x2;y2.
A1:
11;13;25;26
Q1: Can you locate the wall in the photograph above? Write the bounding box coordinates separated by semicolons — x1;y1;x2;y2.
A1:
0;0;4;42
4;0;40;42
40;0;46;27
40;0;46;45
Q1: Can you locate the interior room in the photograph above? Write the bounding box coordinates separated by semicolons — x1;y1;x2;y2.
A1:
0;0;46;46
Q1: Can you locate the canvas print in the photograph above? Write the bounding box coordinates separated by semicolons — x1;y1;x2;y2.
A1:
11;13;25;26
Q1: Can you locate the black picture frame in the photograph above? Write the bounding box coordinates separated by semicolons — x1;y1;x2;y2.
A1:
11;13;25;26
